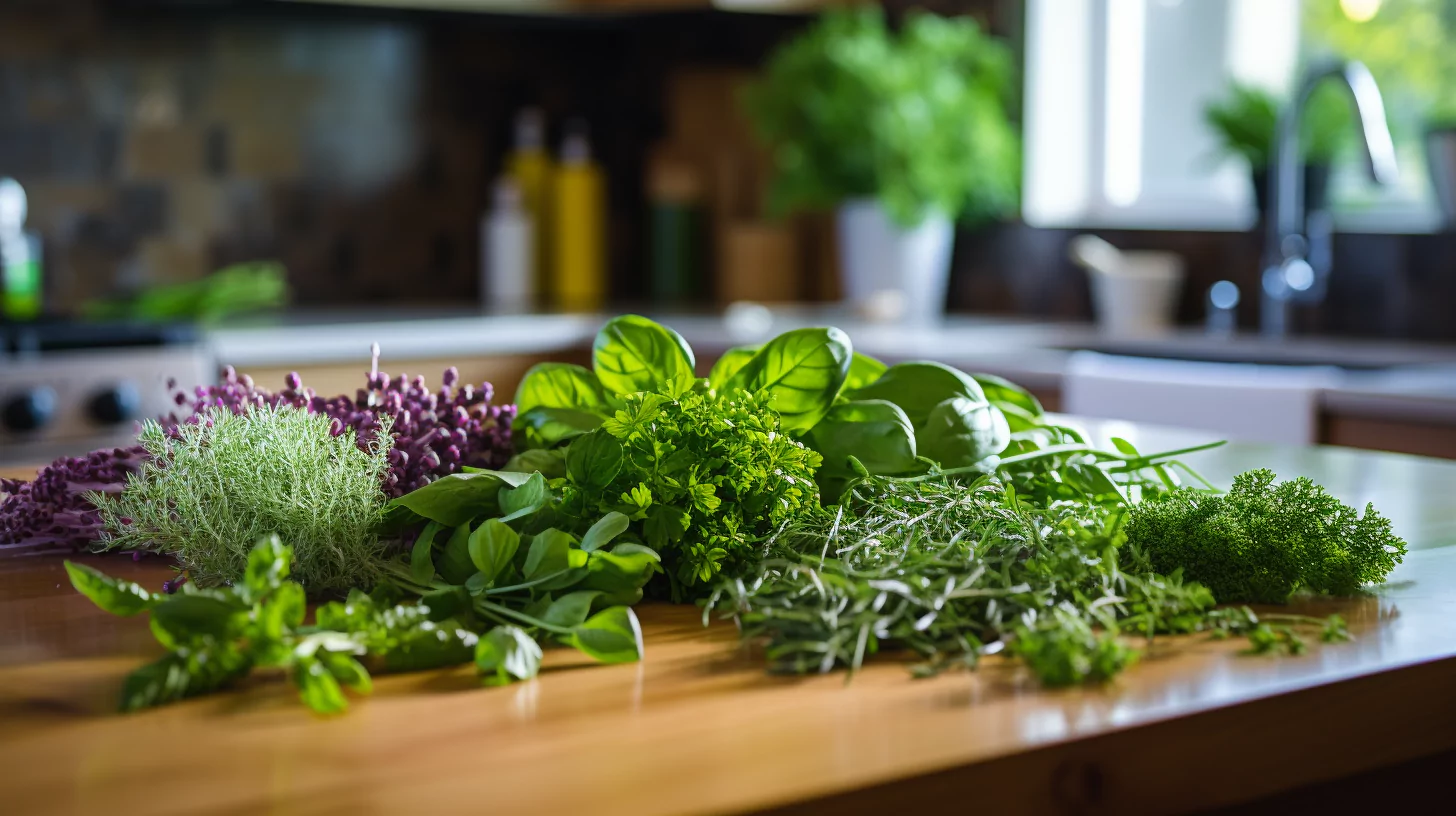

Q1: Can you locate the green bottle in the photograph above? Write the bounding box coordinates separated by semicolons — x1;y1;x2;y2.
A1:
1;178;42;321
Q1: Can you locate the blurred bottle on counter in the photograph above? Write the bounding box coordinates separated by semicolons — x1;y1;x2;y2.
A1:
551;121;606;312
506;108;552;305
0;178;42;321
480;177;534;313
646;152;706;305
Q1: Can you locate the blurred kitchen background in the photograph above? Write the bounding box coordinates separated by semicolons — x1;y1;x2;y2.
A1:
3;0;1456;464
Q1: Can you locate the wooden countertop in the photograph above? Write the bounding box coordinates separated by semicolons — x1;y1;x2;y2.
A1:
3;426;1456;815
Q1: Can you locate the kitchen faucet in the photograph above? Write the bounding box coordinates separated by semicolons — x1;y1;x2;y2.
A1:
1261;60;1398;337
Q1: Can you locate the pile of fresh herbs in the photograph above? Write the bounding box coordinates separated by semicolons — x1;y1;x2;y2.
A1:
60;313;1410;715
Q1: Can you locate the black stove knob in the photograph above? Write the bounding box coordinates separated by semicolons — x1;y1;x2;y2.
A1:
88;383;141;426
2;386;57;433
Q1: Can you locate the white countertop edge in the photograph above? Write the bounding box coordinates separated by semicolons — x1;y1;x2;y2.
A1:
207;313;603;367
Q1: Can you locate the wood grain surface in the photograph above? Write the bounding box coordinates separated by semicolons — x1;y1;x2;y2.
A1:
3;426;1456;815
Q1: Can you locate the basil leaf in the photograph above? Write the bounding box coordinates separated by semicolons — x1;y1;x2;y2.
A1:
806;399;918;477
475;625;543;686
293;656;349;715
437;523;477;585
421;585;472;622
513;362;609;418
707;345;759;390
382;624;477;673
723;327;852;432
499;472;549;519
320;651;373;695
592;314;696;396
579;544;661;606
503;448;567;479
259;581;306;640
579;511;629;553
846;361;987;430
386;470;532;527
562;606;643;664
973;373;1044;418
916;397;1011;468
540;590;603;628
409;522;443;585
515;406;605;448
469;519;521;584
843;351;888;392
242;534;292;596
119;647;251;712
566;429;624;488
523;528;574;581
64;561;158;616
151;594;246;640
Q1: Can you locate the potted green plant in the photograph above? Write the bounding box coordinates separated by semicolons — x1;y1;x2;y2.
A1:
743;8;1019;322
1204;80;1351;218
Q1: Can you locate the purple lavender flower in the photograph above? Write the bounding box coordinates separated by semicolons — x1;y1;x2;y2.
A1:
1;351;516;555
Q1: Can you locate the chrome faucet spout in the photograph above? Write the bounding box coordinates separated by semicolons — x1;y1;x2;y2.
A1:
1261;60;1398;338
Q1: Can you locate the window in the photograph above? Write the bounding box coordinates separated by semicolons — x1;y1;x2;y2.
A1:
1023;0;1446;232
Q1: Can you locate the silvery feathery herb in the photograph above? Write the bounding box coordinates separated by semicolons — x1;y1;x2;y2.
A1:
92;404;392;593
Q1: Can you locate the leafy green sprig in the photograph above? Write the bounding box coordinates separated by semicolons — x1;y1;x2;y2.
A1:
707;467;1351;687
66;516;652;714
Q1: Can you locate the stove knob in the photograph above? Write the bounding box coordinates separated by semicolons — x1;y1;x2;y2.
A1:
88;383;141;426
2;386;57;433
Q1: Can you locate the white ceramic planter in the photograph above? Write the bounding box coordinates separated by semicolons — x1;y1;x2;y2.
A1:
835;199;954;323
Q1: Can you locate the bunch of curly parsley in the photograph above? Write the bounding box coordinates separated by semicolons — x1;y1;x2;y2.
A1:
557;384;822;601
1125;468;1407;604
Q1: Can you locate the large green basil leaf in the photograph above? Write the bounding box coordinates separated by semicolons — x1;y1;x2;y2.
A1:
843;351;888;392
65;561;158;616
523;528;574;581
151;594;247;641
475;624;542;686
409;522;444;585
437;523;476;585
566;429;624;488
563;606;644;664
515;406;604;449
805;399;918;477
513;362;609;420
502;448;568;479
386;470;533;527
539;590;603;628
707;345;759;390
916;396;1011;468
579;511;629;553
468;519;521;584
846;361;987;429
579;544;661;606
592;315;696;396
498;472;549;521
723;327;852;432
972;373;1044;432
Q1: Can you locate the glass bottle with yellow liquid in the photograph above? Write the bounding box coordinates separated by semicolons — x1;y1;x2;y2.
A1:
550;122;605;312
